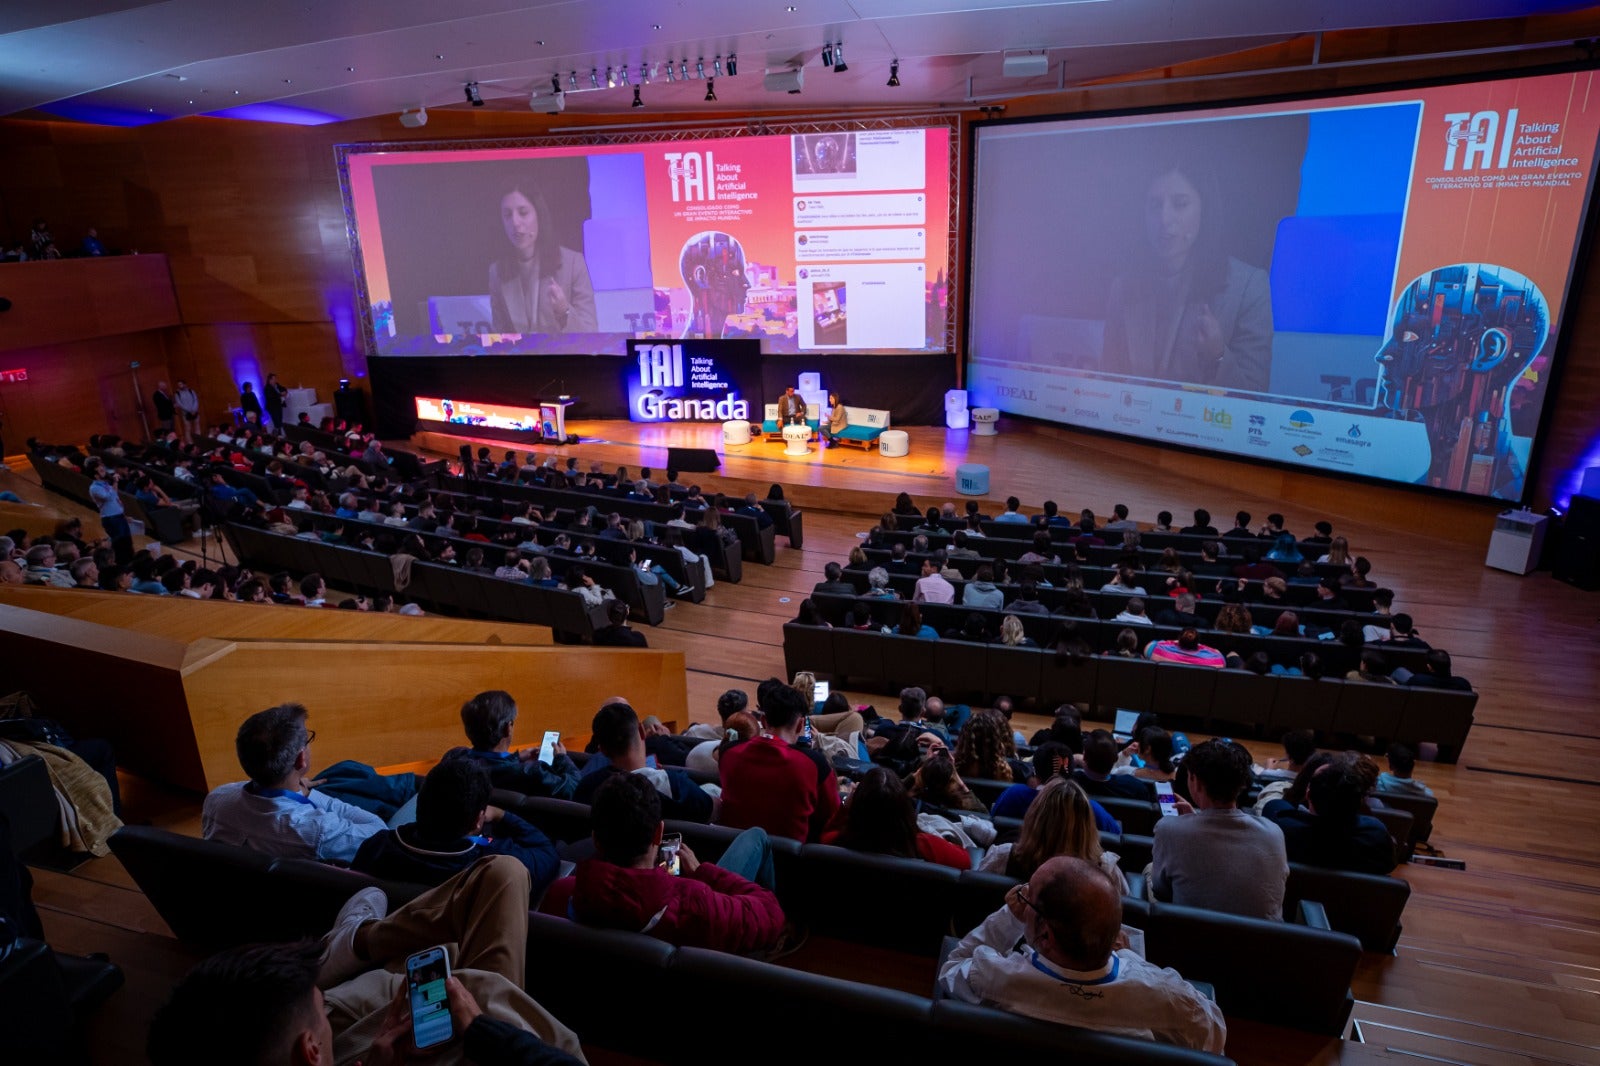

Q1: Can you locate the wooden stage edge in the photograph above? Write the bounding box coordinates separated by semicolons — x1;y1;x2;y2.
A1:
412;416;1507;550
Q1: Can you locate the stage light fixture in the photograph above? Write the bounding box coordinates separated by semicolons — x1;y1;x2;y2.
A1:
398;107;428;128
887;59;900;87
727;54;738;76
569;71;578;90
621;66;630;85
832;43;847;72
632;86;644;107
704;78;716;102
551;74;561;95
590;68;599;88
464;81;483;106
665;63;676;82
713;57;723;77
605;67;615;88
821;45;834;68
680;59;689;80
696;58;705;79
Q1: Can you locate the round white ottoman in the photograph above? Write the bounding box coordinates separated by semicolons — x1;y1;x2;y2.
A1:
971;408;1000;436
782;424;812;455
878;430;910;457
722;420;751;446
957;463;990;495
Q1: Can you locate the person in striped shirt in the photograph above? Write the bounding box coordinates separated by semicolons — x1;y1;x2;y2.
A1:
1144;627;1226;669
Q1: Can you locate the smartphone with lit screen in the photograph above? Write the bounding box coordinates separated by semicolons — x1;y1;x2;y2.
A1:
405;946;453;1050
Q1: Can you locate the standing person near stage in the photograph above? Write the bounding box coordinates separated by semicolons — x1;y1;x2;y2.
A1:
84;457;134;565
821;392;848;448
174;379;200;443
151;381;176;436
264;372;289;429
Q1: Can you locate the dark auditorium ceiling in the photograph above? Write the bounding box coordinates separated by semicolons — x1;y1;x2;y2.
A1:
1;0;1594;127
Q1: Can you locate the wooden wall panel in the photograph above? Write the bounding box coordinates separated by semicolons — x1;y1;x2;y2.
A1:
0;255;179;351
0;331;172;450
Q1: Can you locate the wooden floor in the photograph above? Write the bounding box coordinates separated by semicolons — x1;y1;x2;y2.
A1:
5;420;1600;1066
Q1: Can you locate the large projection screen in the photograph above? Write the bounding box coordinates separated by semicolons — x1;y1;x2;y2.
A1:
965;69;1600;501
338;121;954;359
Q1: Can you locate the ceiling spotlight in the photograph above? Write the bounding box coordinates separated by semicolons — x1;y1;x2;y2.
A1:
714;57;723;77
569;71;578;90
620;66;630;86
399;107;428;128
821;45;833;68
695;58;705;79
727;54;738;76
590;68;599;88
832;43;847;72
887;59;900;87
551;74;561;95
665;63;676;82
680;59;689;80
641;64;651;84
632;86;643;108
464;81;483;106
704;78;716;102
606;67;616;88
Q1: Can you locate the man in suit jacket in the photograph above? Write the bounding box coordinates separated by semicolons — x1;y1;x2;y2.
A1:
777;387;807;426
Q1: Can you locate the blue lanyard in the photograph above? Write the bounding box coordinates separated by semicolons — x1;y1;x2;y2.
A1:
1028;951;1119;986
245;782;314;806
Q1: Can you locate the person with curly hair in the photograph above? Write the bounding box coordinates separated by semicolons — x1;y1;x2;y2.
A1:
954;709;1019;782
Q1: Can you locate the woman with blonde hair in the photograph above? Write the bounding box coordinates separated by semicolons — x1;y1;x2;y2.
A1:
997;614;1036;648
1317;535;1351;567
979;776;1128;892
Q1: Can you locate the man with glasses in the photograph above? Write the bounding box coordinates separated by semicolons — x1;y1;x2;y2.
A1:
938;855;1225;1051
202;703;387;862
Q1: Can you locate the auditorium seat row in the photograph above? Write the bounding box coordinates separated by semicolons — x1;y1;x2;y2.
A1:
221;522;621;636
783;624;1476;761
109;818;1357;1040
28;451;191;544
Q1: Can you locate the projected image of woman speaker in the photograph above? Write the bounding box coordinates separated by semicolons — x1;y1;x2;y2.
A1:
1101;159;1272;393
489;177;598;334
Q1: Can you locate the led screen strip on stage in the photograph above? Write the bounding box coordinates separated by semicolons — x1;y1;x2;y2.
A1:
339;124;952;359
965;69;1600;501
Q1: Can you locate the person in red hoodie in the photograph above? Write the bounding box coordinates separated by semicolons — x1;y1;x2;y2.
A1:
541;773;786;955
718;679;841;842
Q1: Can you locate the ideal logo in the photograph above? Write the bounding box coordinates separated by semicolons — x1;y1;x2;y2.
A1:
637;343;684;387
1202;407;1232;429
664;151;716;202
1288;410;1315;429
1442;109;1519;171
997;385;1036;400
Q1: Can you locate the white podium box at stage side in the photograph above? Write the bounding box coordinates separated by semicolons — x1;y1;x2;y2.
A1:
797;372;827;410
723;420;752;446
1485;509;1547;574
878;430;910;457
945;389;969;430
782;424;813;455
957;464;990;495
972;408;1000;435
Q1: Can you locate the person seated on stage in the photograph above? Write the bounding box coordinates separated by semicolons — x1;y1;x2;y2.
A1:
594;598;649;646
719;679;840;843
447;689;581;799
778;386;807;427
825;766;972;869
821;391;848;447
541;772;786;954
201;703;388;862
573;700;716;823
939;855;1225;1051
352;757;560;901
148;858;586;1066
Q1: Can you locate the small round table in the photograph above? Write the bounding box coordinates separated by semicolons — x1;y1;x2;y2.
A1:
878;430;910;457
971;408;1000;436
722;420;751;446
782;424;813;455
957;463;990;495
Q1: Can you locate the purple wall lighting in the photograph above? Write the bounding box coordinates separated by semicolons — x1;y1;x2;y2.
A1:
1554;434;1600;509
36;102;167;127
324;288;367;379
